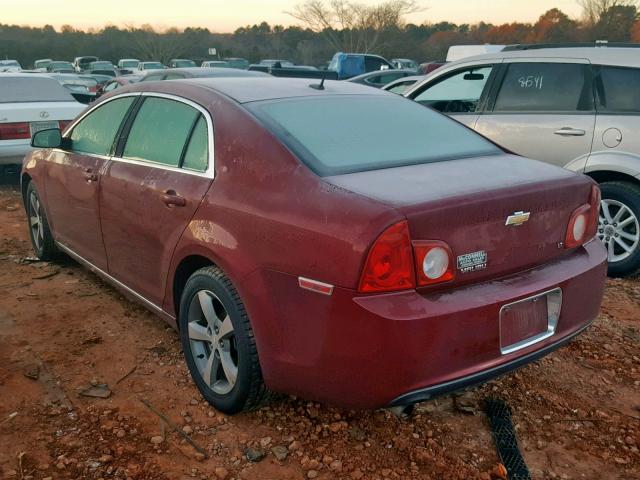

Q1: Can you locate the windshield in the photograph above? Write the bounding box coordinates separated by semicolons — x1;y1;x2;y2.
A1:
174;60;196;67
0;61;20;67
121;60;138;68
249;95;501;176
143;63;164;69
0;77;75;103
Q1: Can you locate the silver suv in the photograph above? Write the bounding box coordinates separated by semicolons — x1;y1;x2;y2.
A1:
405;45;640;277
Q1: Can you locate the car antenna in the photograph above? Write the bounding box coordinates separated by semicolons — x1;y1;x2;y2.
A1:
309;73;326;91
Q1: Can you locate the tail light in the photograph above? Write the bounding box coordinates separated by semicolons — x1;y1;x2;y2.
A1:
565;185;600;249
58;120;72;132
358;221;415;293
413;241;455;286
0;122;30;140
88;85;98;93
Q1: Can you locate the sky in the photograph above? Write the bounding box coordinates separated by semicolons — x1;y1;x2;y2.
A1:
1;0;584;32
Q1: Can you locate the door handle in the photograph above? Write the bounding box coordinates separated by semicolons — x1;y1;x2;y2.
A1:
161;190;186;207
82;168;98;182
554;127;586;137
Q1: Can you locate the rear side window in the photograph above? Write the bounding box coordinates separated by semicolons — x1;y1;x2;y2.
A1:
493;63;593;112
249;95;501;176
123;97;199;167
69;97;135;155
597;66;640;113
182;116;208;172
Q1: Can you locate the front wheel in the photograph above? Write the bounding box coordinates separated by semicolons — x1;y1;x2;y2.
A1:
597;181;640;277
25;182;59;261
178;266;270;414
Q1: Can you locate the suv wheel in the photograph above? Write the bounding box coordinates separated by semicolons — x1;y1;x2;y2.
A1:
597;181;640;277
178;266;270;414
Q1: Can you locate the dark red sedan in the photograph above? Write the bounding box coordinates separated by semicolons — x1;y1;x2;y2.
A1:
22;78;607;414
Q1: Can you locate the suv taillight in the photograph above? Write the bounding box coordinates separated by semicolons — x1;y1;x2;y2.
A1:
0;122;30;140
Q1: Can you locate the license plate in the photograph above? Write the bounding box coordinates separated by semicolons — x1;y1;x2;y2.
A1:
499;288;562;355
29;121;59;136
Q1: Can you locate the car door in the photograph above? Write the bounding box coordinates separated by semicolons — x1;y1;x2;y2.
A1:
409;64;498;128
44;95;137;271
474;59;596;167
99;94;213;306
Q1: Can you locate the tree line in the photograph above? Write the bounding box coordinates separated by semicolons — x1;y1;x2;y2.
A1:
1;0;639;68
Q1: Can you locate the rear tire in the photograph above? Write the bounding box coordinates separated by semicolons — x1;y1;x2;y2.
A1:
178;266;270;414
25;182;59;261
598;181;640;277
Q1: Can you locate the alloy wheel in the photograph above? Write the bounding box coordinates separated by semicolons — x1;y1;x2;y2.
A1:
28;191;44;252
187;290;238;395
598;198;640;263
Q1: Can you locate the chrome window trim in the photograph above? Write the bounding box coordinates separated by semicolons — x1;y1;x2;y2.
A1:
63;91;215;179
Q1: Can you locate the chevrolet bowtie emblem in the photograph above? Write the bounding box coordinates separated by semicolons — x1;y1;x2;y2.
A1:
505;211;530;226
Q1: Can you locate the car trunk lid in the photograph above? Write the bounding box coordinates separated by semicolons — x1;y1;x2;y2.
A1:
325;154;593;287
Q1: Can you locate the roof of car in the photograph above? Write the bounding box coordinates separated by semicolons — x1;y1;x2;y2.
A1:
452;46;640;68
177;77;388;103
163;67;269;78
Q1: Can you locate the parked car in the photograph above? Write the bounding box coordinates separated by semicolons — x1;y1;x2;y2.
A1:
0;74;83;165
0;60;22;72
87;68;117;78
87;74;115;91
88;61;116;70
259;59;295;68
328;52;395;79
169;59;197;68
140;67;269;82
99;75;143;96
138;61;166;71
34;59;52;71
404;44;640;276
46;61;76;73
391;58;418;71
201;61;230;68
22;77;606;414
382;75;425;94
347;69;417;88
47;73;99;104
73;56;99;72
224;58;250;69
118;58;140;70
418;61;445;74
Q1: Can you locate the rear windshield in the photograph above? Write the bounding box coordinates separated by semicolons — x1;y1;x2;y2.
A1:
0;77;75;103
248;95;501;176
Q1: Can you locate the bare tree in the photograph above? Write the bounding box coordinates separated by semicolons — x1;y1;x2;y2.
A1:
578;0;638;25
287;0;422;52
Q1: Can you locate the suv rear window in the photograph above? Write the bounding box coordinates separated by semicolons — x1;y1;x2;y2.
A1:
0;77;75;103
249;95;501;176
493;63;593;113
597;66;640;113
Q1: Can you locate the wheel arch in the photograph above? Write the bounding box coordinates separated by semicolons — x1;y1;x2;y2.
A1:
585;169;640;188
20;172;32;208
171;253;218;326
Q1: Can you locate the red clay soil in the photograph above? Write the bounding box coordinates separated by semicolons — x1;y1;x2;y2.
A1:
0;185;638;480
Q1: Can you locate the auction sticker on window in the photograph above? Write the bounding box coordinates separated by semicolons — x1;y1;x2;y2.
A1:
457;250;487;273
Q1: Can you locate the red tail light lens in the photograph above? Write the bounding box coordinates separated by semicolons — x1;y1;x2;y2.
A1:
358;221;415;293
0;122;30;140
413;241;455;286
58;120;72;132
565;185;601;249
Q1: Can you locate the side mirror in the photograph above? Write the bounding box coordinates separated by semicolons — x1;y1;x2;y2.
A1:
31;128;62;148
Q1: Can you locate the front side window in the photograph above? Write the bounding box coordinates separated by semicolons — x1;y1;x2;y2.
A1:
249;95;501;176
493;63;593;113
123;97;199;167
69;97;135;155
597;66;640;113
413;66;493;113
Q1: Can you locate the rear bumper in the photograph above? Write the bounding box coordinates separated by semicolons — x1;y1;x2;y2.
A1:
241;240;607;408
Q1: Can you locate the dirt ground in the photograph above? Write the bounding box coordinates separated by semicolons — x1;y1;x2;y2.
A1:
0;179;638;480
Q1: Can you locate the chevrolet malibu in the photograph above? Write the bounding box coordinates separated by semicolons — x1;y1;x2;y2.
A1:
21;78;607;414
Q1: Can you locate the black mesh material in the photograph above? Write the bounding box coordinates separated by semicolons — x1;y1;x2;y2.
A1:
485;398;531;480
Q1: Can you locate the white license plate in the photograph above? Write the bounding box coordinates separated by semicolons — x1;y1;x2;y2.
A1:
29;121;59;136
